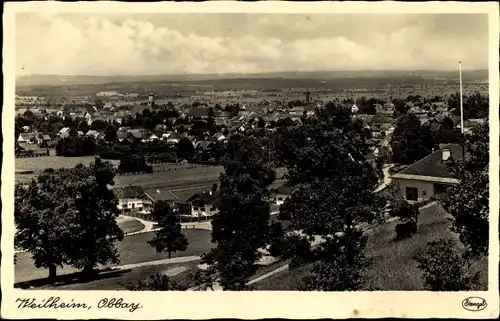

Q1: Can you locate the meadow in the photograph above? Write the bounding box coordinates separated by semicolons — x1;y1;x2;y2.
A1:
250;203;488;291
16;155;121;172
15;229;213;286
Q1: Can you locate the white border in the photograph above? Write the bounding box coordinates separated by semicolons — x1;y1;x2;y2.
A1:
2;1;499;319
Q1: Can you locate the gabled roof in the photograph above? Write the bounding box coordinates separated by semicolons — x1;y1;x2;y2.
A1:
379;123;393;131
187;107;210;118
114;185;147;199
391;144;466;183
186;190;219;204
275;184;299;195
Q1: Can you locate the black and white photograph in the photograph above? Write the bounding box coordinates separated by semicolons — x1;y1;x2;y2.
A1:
2;1;499;319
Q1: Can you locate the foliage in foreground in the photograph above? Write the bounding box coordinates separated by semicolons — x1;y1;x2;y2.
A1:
15;157;124;281
148;201;189;259
200;135;275;290
274;102;383;290
415;239;480;291
126;273;188;291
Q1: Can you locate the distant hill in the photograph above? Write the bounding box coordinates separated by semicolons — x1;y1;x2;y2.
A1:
16;69;488;87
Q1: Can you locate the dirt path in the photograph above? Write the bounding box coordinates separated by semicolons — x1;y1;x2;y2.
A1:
117;256;201;270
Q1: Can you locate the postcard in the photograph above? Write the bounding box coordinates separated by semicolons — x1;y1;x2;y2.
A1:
2;1;499;319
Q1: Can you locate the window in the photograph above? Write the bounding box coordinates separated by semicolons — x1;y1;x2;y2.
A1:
277;197;283;201
405;187;418;201
132;203;135;209
193;207;198;211
434;183;447;195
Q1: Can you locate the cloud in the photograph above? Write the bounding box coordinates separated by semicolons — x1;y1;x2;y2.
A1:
16;13;488;75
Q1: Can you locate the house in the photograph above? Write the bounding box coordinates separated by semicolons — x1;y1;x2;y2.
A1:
166;132;181;145
379;123;395;136
154;124;168;136
390;144;465;203
148;133;160;141
85;130;101;139
194;140;214;151
459;118;486;135
35;133;53;146
272;184;299;206
212;133;227;143
128;128;151;141
114;185;153;214
214;111;231;124
18;133;36;144
187;107;210;119
186;189;219;218
377;136;392;159
58;127;72;138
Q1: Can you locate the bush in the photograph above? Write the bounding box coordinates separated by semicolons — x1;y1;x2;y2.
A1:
118;154;153;174
395;220;417;240
415;239;480;291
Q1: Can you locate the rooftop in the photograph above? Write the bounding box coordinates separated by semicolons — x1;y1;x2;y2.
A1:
391;144;467;182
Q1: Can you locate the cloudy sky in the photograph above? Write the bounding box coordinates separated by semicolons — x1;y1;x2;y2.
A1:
16;13;488;76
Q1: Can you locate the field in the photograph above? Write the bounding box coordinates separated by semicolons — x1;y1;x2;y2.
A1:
250;203;488;291
15;229;213;286
16;155;120;172
114;165;224;188
116;218;145;234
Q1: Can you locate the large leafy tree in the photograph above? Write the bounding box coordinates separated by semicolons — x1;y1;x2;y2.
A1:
416;122;489;291
15;173;76;282
63;158;124;275
177;137;195;160
390;113;434;165
15;158;124;280
148;201;188;259
441;122;489;257
201;135;275;290
276;102;383;290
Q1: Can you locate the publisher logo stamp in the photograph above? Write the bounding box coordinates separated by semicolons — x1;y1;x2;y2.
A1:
462;297;487;312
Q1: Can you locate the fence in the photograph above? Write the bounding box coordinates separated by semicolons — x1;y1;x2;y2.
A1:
115;162;220;176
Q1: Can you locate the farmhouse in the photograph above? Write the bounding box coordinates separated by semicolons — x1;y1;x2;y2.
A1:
390;144;465;203
186;189;219;219
114;185;153;214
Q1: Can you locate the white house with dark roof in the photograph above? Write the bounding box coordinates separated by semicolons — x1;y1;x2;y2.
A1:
114;185;153;213
273;184;299;206
390;144;464;203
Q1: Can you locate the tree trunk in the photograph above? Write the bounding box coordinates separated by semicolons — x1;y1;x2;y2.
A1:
82;265;96;279
48;265;57;284
168;252;171;259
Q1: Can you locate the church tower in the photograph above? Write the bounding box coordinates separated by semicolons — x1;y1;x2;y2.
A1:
148;93;155;108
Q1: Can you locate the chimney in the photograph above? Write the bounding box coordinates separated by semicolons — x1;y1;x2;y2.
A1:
442;148;451;161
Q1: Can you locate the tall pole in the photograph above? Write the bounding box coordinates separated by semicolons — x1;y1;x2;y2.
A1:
459;61;465;159
459;61;464;134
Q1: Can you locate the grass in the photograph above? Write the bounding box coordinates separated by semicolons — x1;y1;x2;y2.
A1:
251;204;489;291
114;166;223;187
117;219;145;234
15;229;213;285
16;155;120;172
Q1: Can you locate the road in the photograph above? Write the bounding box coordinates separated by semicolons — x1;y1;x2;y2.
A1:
374;163;394;193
